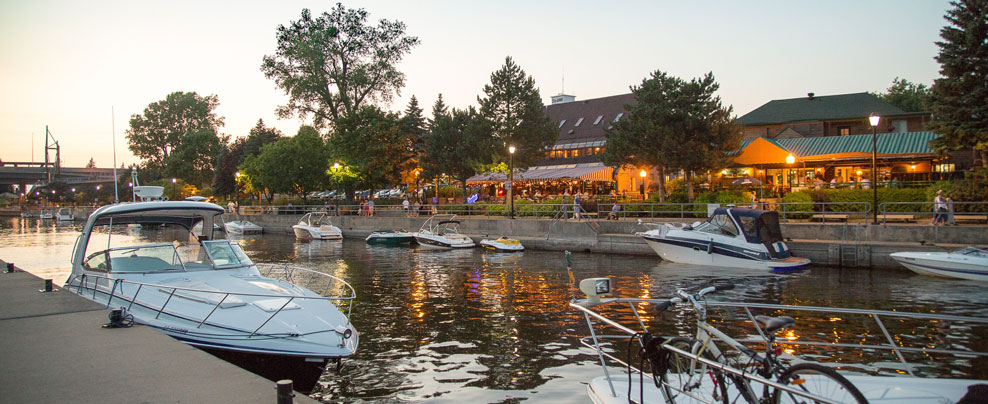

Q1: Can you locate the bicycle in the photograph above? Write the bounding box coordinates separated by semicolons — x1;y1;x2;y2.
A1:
651;283;868;404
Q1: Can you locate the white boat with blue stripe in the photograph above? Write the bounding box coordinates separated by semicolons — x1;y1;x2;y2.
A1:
891;247;988;281
64;201;357;392
637;207;809;271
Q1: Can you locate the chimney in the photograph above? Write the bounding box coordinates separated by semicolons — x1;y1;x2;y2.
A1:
807;93;815;100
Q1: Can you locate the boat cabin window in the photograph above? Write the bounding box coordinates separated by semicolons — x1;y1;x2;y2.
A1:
107;244;185;273
83;251;109;273
700;213;739;237
202;240;253;269
738;216;757;241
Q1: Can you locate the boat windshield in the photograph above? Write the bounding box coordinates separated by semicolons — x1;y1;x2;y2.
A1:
104;244;186;273
299;213;331;227
694;212;739;237
957;247;988;258
202;240;254;269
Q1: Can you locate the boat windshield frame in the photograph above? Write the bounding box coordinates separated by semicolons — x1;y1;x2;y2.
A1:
299;212;333;227
957;247;988;258
201;240;255;270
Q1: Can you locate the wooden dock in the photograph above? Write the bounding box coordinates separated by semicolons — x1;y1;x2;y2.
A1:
0;259;316;404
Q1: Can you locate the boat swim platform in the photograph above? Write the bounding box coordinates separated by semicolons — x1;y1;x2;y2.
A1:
0;259;317;404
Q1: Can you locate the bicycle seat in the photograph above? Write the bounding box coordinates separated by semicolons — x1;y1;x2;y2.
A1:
754;315;795;333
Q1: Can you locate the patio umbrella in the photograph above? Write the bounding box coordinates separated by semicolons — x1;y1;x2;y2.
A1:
731;177;763;185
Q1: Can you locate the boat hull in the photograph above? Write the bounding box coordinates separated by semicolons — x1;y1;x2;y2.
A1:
415;234;475;249
293;225;342;240
890;252;988;281
197;345;331;394
641;234;809;270
479;239;524;252
366;233;415;245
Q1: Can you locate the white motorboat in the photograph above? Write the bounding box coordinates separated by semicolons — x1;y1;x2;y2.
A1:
637;207;809;270
479;236;524;252
39;210;54;220
890;247;988;281
293;212;342;240
225;220;263;235
414;214;475;249
63;201;358;392
365;229;415;245
56;207;74;221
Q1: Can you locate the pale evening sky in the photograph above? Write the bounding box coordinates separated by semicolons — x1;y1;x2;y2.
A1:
0;0;950;167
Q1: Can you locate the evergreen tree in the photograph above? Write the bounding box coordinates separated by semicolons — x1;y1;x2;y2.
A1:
399;96;426;185
85;158;96;168
928;0;988;167
422;106;493;197
602;70;742;201
478;56;557;169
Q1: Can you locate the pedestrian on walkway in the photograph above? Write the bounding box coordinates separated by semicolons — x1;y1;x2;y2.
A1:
932;190;947;225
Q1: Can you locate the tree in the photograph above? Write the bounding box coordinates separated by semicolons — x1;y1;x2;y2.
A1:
602;70;742;201
261;4;420;129
126;91;224;169
928;0;988;168
873;77;932;113
213;119;283;196
85;158;96;168
421;106;493;198
241;126;329;203
478;56;558;169
399;96;427;184
329;106;407;195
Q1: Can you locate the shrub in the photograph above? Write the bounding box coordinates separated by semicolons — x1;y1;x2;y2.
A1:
780;192;814;219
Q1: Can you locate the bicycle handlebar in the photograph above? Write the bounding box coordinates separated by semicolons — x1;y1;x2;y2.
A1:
658;283;735;314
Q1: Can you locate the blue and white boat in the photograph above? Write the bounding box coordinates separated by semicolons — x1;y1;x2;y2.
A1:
64;201;358;391
637;207;809;270
891;247;988;281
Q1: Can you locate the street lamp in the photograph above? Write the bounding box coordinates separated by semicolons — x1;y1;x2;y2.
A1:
785;154;795;194
639;169;647;198
869;113;880;224
508;145;516;219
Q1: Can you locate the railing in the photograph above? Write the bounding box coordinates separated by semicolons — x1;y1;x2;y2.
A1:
878;201;988;224
571;296;988;402
65;264;355;336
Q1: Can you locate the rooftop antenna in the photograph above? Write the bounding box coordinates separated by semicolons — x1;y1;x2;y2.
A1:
112;106;119;203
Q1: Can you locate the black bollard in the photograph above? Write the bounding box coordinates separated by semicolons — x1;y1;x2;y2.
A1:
43;279;53;292
276;380;294;404
6;262;13;273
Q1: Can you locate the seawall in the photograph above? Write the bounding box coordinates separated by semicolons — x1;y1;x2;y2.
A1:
236;213;988;270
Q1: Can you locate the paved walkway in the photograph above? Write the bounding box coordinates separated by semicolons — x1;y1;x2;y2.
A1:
0;260;316;404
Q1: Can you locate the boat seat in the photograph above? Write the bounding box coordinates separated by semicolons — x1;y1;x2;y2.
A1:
754;315;795;333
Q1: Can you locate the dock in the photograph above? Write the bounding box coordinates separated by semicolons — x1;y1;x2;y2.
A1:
0;260;317;404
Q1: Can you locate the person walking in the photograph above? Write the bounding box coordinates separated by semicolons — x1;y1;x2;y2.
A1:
402;198;410;216
573;194;582;221
608;202;621;220
946;193;956;225
368;198;375;217
933;190;947;226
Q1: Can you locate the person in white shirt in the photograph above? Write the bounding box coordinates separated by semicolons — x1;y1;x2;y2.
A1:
933;190;947;225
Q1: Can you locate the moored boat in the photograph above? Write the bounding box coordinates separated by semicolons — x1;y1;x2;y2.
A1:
63;201;358;392
56;207;74;221
225;220;263;235
637;207;809;270
293;212;342;240
365;229;415;245
890;247;988;281
479;236;524;252
414;214;475;249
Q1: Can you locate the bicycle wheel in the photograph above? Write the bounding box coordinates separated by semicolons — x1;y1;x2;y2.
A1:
659;337;729;404
772;363;868;404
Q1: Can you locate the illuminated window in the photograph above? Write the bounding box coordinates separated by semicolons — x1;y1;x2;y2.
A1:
572;149;580;157
838;126;851;136
934;163;955;172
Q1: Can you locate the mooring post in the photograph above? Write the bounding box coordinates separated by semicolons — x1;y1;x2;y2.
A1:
42;279;53;293
276;379;294;404
6;262;14;273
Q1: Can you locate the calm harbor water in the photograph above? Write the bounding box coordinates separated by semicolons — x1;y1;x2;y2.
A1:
2;217;986;403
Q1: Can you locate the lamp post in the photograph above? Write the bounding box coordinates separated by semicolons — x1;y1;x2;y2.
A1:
869;113;880;224
785;154;795;194
508;145;516;219
639;169;647;199
234;171;241;213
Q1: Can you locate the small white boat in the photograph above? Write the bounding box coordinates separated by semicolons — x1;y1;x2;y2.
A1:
293;212;342;240
479;236;524;252
56;207;74;221
414;214;474;249
637;207;809;271
38;210;54;220
365;229;415;245
64;201;358;392
890;247;988;281
225;220;263;235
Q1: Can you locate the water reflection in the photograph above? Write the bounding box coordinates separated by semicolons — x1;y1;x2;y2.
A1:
0;219;985;402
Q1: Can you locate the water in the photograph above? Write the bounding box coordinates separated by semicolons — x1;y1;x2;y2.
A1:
2;217;986;403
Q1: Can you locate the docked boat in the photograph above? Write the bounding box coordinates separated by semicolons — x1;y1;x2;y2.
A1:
479;236;524;252
38;210;54;220
293;212;342;240
225;220;263;235
56;207;74;221
365;229;415;245
890;247;988;281
637;207;809;270
414;214;475;249
63;201;358;392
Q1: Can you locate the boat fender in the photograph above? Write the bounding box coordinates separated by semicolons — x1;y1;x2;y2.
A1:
707;239;714;254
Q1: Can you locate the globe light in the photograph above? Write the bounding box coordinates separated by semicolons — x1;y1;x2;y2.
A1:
785;154;795;165
640;170;647;178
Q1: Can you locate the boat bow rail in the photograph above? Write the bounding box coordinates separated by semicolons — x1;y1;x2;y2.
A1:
65;264;356;340
571;297;988;403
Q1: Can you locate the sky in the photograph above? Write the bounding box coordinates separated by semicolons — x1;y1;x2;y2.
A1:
0;0;951;167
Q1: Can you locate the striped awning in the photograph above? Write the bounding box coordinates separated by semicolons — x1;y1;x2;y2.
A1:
467;165;613;183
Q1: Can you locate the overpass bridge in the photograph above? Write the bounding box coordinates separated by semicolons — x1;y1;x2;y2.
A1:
0;162;118;189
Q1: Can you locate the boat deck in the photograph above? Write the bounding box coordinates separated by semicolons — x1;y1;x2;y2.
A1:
0;260;317;404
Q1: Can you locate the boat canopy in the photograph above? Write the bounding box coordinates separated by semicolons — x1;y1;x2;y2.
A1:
717;207;784;245
85;201;224;229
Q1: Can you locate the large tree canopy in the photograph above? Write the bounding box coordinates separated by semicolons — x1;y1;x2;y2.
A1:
421;106;493;196
602;70;742;201
163;129;226;188
261;4;420;129
241;126;329;203
329;105;407;192
213;119;283;196
928;0;988;167
478;56;557;169
126;91;224;169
